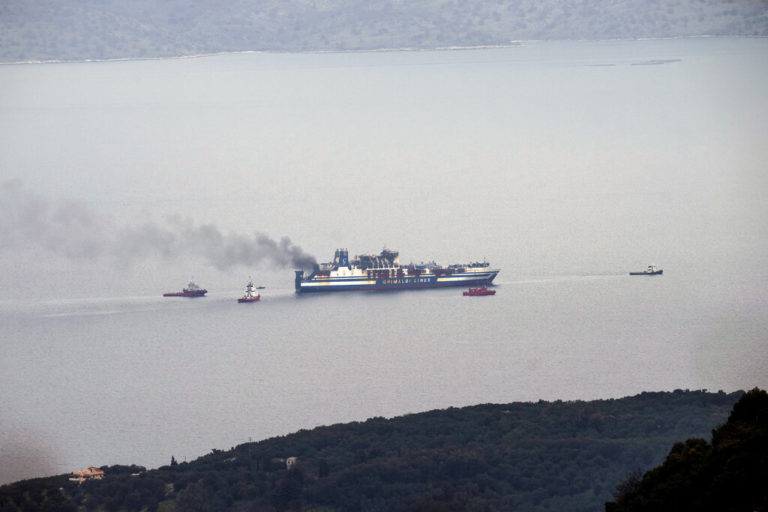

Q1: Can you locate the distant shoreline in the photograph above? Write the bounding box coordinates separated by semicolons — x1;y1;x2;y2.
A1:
1;35;762;66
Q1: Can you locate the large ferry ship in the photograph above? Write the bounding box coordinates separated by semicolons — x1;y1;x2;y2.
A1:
294;249;499;293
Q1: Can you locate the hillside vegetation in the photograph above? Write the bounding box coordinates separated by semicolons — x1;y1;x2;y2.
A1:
0;390;742;511
1;0;767;62
605;388;768;512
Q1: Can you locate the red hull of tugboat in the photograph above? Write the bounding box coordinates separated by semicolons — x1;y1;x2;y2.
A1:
463;286;496;296
237;296;260;303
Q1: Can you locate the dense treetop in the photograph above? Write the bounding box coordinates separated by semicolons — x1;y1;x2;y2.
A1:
0;389;743;511
606;387;768;512
1;0;767;63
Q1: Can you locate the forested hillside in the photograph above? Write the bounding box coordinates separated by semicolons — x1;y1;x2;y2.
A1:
605;388;768;512
1;0;767;63
0;390;742;511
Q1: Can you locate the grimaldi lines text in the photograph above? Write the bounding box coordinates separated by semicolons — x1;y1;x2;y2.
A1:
294;249;499;293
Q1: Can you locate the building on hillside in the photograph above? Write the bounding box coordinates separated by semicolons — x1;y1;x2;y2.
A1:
69;466;104;483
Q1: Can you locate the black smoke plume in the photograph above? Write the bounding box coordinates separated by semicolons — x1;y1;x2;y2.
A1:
0;180;316;271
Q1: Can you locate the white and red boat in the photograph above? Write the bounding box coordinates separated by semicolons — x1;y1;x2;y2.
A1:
463;285;496;296
238;280;261;303
163;281;207;297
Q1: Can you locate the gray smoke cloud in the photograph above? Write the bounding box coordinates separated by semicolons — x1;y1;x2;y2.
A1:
0;179;316;271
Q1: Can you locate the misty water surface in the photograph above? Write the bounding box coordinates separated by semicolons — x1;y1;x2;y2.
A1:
1;38;767;483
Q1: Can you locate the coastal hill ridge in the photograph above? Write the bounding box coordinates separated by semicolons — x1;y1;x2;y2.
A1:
2;0;767;63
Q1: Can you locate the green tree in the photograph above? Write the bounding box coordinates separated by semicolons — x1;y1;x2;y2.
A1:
174;480;214;512
606;388;768;512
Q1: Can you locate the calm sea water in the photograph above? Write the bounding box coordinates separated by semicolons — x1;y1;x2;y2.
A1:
1;38;767;483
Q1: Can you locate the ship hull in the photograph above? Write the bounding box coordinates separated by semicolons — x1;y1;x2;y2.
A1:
629;270;663;275
295;270;499;293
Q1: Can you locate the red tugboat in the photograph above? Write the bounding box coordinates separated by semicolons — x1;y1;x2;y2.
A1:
163;281;207;297
238;280;261;303
463;285;496;296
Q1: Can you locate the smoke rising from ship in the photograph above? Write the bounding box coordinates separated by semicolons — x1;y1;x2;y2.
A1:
0;180;316;271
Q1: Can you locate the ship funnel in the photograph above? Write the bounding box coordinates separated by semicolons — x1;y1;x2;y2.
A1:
334;249;349;267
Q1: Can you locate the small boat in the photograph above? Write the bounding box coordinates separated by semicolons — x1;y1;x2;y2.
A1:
163;281;207;297
630;264;663;276
463;286;496;296
238;280;261;303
